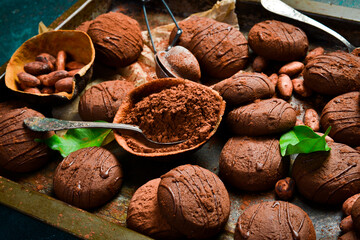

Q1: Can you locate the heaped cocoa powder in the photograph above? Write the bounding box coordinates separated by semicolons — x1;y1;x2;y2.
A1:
122;82;222;153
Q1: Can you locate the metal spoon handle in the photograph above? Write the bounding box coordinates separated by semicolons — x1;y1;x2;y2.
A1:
24;117;184;146
142;0;182;53
260;0;356;52
24;117;140;132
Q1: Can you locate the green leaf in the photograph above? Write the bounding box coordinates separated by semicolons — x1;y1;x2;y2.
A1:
36;125;112;157
279;125;331;157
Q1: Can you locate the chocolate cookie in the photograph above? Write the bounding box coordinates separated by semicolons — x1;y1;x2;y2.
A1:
226;98;296;136
169;16;248;79
212;71;275;106
234;201;316;240
292;142;360;205
219;136;287;191
78;80;135;122
303;51;360;95
320;92;360;147
53;147;123;209
76;20;93;33
0;101;27;117
0;107;52;172
158;164;230;239
127;178;182;240
87;12;143;67
248;20;308;61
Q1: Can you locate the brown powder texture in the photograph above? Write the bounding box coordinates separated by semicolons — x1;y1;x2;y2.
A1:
122;82;221;153
87;12;143;67
76;20;93;33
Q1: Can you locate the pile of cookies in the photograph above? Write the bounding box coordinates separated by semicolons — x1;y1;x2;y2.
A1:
0;6;359;240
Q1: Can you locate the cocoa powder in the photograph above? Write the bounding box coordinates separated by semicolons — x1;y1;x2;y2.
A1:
122;82;221;153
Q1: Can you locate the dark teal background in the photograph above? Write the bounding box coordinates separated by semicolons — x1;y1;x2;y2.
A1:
0;204;78;239
0;0;77;66
0;2;79;239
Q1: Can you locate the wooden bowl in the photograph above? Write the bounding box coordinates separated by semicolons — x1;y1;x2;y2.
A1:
113;78;226;158
5;30;95;104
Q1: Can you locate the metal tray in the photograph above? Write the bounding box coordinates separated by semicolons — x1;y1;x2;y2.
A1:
1;0;360;239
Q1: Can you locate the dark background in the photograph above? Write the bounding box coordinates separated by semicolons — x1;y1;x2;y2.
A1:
0;0;76;66
0;1;78;239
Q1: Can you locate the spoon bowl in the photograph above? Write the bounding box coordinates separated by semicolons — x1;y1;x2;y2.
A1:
113;78;226;158
156;46;201;81
142;0;202;81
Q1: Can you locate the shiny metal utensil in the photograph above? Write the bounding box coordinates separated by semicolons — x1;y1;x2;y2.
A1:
260;0;359;53
24;117;184;147
142;0;201;81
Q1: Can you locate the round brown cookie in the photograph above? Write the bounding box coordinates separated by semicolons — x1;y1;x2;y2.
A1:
226;98;296;136
219;136;287;191
212;71;275;106
53;147;123;209
303;52;360;96
158;164;230;239
126;178;183;240
0;100;28;117
87;12;143;67
320;91;360;147
76;20;93;33
78;80;135;122
169;16;248;79
0;107;52;173
292;142;360;205
234;201;316;240
248;20;308;61
352;197;360;233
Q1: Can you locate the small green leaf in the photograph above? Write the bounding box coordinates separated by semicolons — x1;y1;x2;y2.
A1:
279;125;331;157
36;125;112;157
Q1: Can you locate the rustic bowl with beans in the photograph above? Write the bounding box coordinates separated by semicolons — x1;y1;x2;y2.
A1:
5;30;95;104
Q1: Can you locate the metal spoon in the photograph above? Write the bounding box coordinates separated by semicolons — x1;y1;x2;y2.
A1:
142;0;201;81
260;0;359;53
24;117;184;147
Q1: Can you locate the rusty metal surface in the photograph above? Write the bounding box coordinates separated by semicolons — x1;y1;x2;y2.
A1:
0;176;152;240
1;0;360;239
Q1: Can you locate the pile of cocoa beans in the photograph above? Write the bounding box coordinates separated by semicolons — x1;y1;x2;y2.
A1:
17;51;85;94
252;47;325;132
338;194;360;239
